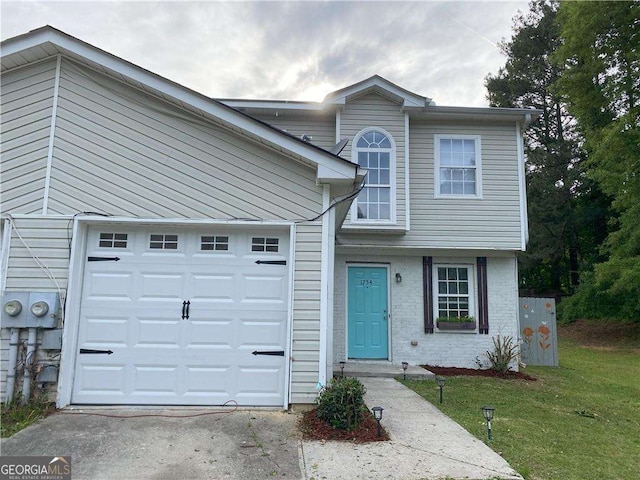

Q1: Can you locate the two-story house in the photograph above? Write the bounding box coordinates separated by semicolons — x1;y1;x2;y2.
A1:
1;27;538;409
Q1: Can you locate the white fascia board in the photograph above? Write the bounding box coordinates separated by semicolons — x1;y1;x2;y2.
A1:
219;99;324;111
416;105;542;123
516;122;529;250
2;28;355;182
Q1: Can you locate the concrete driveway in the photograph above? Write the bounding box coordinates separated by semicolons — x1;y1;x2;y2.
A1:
0;407;302;479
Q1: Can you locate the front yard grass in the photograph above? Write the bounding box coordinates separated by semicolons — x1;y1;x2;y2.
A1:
402;335;640;480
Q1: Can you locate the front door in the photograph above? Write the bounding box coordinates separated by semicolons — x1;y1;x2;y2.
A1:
347;266;388;359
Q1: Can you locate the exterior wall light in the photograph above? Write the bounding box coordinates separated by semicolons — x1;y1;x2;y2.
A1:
372;406;384;437
30;301;49;317
395;273;402;283
3;300;23;316
402;361;408;380
436;376;446;404
481;405;495;441
339;361;346;378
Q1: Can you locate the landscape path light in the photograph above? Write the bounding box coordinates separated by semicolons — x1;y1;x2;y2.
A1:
436;376;446;404
481;406;495;441
339;361;346;378
372;406;384;437
402;361;408;380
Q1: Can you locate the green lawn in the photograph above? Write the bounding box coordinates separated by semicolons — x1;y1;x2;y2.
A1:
403;338;640;480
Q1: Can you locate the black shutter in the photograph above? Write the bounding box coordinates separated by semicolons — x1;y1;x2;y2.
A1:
423;256;434;334
477;257;489;334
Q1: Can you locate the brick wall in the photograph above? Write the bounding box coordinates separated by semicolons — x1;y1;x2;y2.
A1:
333;252;520;370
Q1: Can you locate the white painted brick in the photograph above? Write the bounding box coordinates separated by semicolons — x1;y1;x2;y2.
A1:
333;253;520;370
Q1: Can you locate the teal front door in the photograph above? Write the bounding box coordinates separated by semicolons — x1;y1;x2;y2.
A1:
347;266;388;359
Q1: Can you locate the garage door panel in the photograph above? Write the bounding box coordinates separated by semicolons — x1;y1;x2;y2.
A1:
139;272;185;300
190;273;235;302
132;365;179;394
134;318;182;348
84;272;134;300
82;317;129;347
187;319;234;349
74;364;126;394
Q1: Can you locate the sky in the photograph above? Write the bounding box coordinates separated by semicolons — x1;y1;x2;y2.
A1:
1;1;530;107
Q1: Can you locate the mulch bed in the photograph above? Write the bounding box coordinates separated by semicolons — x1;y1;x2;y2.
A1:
300;408;389;443
422;365;537;381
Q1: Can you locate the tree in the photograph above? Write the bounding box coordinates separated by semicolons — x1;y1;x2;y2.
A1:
554;1;640;320
486;0;610;295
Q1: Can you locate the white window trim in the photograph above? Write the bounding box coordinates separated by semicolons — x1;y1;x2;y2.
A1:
434;134;483;199
350;127;397;224
432;263;477;332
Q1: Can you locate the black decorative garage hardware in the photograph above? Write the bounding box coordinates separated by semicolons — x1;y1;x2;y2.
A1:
79;348;114;354
251;350;285;356
255;260;286;265
88;256;120;262
181;300;190;320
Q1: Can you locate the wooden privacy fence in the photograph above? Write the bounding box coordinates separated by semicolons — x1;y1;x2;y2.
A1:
518;297;559;367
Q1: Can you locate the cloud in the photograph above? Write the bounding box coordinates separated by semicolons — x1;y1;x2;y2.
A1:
1;0;528;106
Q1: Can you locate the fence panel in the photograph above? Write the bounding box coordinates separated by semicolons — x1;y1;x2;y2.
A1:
518;297;559;367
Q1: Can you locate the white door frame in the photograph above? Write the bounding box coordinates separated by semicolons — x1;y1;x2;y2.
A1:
344;263;391;361
57;216;295;409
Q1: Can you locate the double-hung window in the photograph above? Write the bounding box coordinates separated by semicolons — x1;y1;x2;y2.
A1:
352;129;395;222
435;135;482;197
433;265;474;319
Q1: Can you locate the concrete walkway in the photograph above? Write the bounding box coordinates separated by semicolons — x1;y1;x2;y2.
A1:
300;377;522;480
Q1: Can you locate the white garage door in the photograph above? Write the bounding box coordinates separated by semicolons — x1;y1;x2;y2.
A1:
72;225;290;406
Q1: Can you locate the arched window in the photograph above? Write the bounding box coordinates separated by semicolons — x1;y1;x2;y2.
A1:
352;128;395;222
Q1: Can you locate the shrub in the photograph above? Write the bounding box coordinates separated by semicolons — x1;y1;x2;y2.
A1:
485;335;520;373
315;377;366;431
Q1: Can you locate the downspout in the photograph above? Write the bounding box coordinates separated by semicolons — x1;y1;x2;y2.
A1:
5;329;20;404
21;328;38;404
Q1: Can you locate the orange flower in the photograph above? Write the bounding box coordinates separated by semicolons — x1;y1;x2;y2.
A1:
538;324;550;340
523;327;534;338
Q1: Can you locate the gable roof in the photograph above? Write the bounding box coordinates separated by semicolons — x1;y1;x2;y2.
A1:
1;26;363;185
322;74;431;108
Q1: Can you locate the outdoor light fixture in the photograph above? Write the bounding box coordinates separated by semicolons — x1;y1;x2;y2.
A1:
402;361;408;380
395;273;402;283
3;300;23;317
436;377;446;404
30;301;49;318
339;361;346;378
481;406;495;441
372;406;384;437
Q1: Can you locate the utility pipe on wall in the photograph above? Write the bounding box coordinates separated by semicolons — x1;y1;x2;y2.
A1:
21;327;37;404
5;328;20;404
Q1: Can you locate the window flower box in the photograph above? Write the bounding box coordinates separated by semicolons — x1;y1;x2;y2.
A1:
436;317;476;331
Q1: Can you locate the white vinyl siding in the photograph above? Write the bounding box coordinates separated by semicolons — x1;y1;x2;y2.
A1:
250;112;336;151
339;94;406;227
338;122;522;249
291;222;322;403
46;59;323;220
0;60;57;214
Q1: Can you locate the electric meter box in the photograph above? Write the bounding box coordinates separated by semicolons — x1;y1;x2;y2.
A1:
1;292;60;328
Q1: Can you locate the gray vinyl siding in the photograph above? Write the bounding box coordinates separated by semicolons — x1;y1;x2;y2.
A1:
338;121;523;249
0;59;57;214
47;59;323;220
250;112;336;151
291;222;322;403
339;93;406;228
